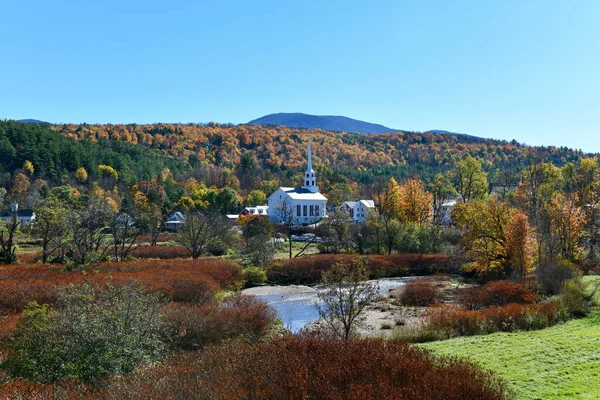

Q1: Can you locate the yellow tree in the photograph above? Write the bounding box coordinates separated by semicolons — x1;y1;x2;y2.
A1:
75;167;88;183
10;172;30;204
543;193;586;262
22;160;34;175
379;177;401;221
505;212;537;278
453;199;517;276
398;178;432;224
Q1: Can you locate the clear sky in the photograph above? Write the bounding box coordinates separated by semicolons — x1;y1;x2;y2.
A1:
1;1;599;152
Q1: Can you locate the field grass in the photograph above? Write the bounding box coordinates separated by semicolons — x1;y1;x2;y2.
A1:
422;276;600;400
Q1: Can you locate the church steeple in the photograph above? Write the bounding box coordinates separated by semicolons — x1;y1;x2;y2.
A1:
303;134;319;193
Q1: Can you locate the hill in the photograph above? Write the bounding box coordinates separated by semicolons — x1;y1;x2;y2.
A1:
16;119;46;124
0;120;188;184
248;113;398;134
47;122;596;195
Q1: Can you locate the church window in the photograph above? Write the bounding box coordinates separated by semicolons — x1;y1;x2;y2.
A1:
311;174;314;177
312;180;314;185
303;205;307;216
297;205;301;216
310;205;314;216
315;205;320;216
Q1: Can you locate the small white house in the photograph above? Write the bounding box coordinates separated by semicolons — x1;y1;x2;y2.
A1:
240;206;269;217
340;200;375;223
165;211;185;231
0;202;36;228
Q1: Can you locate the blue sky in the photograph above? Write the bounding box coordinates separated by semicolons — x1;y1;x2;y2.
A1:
1;1;599;152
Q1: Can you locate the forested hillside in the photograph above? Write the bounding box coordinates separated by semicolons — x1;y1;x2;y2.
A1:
51;122;594;191
0;121;188;185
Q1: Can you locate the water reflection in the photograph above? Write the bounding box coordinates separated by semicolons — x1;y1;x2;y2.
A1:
254;277;417;332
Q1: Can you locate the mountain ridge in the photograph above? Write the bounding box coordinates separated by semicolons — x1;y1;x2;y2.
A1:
248;113;400;135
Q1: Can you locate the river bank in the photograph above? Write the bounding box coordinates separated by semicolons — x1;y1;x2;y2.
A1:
242;275;468;335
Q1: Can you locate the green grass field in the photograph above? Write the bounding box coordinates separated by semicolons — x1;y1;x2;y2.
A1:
422;277;600;400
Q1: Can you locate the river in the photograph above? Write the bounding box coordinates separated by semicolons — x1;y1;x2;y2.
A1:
242;277;420;332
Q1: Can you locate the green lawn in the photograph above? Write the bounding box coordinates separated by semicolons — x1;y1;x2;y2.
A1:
422;277;600;400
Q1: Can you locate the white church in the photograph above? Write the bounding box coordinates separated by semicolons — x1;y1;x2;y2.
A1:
268;135;327;225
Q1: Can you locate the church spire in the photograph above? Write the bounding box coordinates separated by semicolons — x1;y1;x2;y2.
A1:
303;133;319;193
307;133;313;172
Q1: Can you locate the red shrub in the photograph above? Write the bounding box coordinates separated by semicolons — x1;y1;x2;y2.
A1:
399;278;440;306
0;314;19;348
0;337;510;399
0;259;244;312
426;300;563;338
459;280;537;310
426;305;483;336
130;245;191;259
16;252;43;264
164;295;277;350
267;254;459;284
173;336;509;400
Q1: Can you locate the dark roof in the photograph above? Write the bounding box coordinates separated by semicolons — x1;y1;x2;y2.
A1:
0;210;35;218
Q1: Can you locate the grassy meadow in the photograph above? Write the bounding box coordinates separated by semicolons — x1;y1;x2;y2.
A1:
422;277;600;400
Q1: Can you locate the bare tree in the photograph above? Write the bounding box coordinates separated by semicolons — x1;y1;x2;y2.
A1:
321;209;353;253
316;257;379;340
177;211;235;258
65;197;112;265
108;209;148;261
32;198;69;263
273;198;297;259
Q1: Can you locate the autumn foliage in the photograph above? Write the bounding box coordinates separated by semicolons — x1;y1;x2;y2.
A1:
0;336;512;400
266;254;459;284
164;294;278;350
458;280;538;310
426;300;562;337
398;278;441;306
0;259;243;313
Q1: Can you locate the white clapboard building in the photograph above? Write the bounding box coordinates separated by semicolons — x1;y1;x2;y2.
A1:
267;135;327;225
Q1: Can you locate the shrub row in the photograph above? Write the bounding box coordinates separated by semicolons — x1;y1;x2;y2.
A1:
0;259;244;313
0;336;512;400
267;254;460;285
425;300;564;339
458;280;537;310
130;245;191;259
15;243;189;265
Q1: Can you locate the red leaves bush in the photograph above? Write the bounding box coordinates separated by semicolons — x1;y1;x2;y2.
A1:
399;278;440;306
0;336;510;400
130;245;191;259
267;254;459;284
167;336;509;400
164;294;277;350
458;280;537;310
0;259;244;313
426;300;563;338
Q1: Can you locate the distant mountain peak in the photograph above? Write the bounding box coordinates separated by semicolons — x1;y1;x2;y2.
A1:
16;119;46;124
248;113;398;134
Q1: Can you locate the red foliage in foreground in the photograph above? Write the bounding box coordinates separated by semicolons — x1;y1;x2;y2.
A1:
458;280;538;310
0;259;243;313
398;278;441;306
426;300;562;337
0;336;511;400
267;254;459;284
0;314;19;347
164;294;278;350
